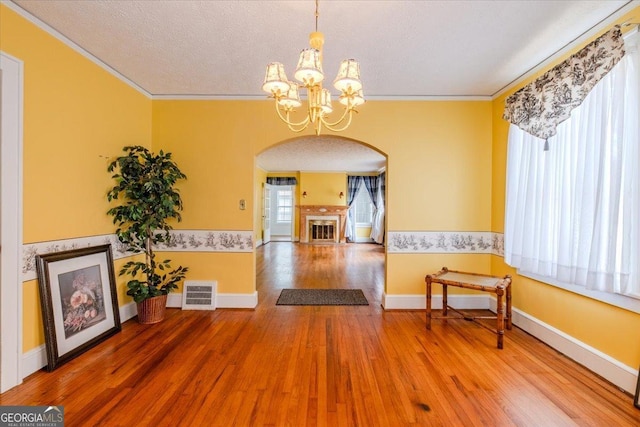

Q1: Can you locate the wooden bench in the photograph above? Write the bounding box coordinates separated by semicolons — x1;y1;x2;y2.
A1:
425;267;512;349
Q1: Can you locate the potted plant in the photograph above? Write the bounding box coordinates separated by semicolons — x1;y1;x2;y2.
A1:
107;145;188;324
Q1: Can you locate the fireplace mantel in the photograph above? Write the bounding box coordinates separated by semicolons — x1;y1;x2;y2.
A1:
298;205;349;243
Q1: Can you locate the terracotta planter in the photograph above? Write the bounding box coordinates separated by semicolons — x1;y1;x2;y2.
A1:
136;294;168;324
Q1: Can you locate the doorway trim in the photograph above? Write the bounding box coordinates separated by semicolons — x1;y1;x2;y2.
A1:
0;52;24;392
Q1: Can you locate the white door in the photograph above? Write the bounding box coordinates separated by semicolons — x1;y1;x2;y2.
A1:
263;183;273;244
270;185;294;241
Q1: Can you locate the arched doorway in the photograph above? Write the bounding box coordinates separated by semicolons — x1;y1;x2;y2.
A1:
255;136;387;302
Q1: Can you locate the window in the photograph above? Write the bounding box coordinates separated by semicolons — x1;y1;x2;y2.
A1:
276;189;292;222
504;29;640;309
354;187;373;225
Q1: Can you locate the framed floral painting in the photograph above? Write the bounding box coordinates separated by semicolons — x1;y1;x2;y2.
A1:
36;244;121;371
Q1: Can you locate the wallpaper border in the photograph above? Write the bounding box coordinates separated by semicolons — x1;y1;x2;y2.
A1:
22;230;254;282
22;230;504;282
387;231;504;256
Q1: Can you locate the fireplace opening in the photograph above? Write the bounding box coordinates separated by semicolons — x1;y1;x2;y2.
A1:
299;206;347;243
309;220;337;243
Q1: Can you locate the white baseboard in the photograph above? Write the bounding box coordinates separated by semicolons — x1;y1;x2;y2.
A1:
382;293;489;310
77;292;257;320
120;301;137;322
501;301;638;394
22;345;46;379
168;291;259;309
167;293;182;308
215;292;258;308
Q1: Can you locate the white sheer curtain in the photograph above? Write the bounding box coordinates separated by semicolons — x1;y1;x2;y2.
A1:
505;29;640;298
370;187;385;243
371;172;385;244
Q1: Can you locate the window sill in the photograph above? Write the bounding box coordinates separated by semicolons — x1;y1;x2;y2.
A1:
520;271;640;315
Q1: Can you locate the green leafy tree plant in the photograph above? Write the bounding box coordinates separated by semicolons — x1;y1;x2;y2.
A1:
107;146;188;305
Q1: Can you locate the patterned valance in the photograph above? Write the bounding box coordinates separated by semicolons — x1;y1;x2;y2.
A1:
266;177;297;185
503;26;625;142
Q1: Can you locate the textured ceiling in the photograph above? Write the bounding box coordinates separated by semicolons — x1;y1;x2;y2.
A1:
257;137;386;173
7;0;638;172
10;0;637;98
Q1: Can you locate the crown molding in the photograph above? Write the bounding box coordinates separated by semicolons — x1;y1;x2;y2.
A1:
3;0;152;99
492;0;640;99
151;94;492;101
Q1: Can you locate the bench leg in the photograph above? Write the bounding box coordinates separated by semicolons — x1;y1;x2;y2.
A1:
496;289;505;349
426;278;432;330
506;283;512;330
442;284;448;316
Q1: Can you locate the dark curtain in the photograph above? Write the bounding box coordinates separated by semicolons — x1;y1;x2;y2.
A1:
345;176;362;242
266;177;297;185
346;176;362;206
362;176;378;210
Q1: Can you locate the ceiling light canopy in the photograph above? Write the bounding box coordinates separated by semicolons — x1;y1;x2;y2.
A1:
262;0;364;135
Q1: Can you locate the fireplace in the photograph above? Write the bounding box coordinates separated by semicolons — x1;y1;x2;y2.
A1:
298;205;349;243
309;220;338;243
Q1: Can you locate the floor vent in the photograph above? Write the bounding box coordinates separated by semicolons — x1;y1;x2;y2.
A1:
182;281;217;310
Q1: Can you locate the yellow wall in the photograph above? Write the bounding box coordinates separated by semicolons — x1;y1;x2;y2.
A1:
299;172;347;206
0;5;152;243
152;100;259;297
153;100;492;299
490;7;640;367
160;252;255;295
1;5;152;352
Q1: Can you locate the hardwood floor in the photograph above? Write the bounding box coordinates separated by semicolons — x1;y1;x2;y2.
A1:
2;243;639;426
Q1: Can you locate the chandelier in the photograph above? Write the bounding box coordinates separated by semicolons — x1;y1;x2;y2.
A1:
261;0;364;135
